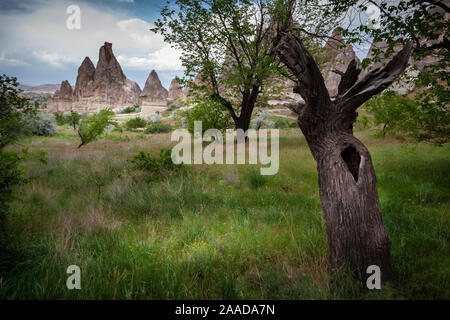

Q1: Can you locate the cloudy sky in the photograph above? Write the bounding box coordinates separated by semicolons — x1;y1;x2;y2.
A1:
0;0;183;89
0;0;373;90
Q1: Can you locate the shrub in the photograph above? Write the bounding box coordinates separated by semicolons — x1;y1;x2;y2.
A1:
273;118;297;129
55;113;67;126
23;113;57;136
125;117;147;129
251;110;274;130
130;148;182;179
119;104;141;114
146;111;163;123
289;121;298;128
145;121;172;134
364;90;449;143
187;99;231;134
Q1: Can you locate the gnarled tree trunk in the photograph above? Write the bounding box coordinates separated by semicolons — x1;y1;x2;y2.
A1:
276;33;413;283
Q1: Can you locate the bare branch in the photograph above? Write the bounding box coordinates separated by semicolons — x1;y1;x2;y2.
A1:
337;41;413;111
275;33;330;105
337;59;361;96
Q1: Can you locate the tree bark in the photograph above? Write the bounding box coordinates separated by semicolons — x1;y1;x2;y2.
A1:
276;33;412;283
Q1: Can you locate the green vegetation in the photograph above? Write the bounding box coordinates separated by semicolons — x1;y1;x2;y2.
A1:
77;109;116;148
364;91;449;144
187;99;232;134
120;105;141;114
23;113;57;136
145;121;172;134
125;117;147;130
0;128;448;299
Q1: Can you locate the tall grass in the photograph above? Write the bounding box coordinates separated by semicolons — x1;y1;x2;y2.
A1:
0;128;448;299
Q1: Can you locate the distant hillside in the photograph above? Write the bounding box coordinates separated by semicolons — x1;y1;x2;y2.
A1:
18;84;61;94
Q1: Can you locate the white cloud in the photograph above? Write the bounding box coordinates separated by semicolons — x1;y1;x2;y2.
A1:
0;52;29;66
32;50;79;68
117;46;183;71
0;1;182;73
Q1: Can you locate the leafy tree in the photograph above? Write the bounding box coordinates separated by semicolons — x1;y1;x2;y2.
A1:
67;112;82;130
0;75;36;261
76;109;115;149
187;98;232;134
0;75;35;149
152;0;300;132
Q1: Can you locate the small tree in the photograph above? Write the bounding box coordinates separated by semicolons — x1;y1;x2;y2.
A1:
0;75;35;149
0;75;36;248
76;109;115;149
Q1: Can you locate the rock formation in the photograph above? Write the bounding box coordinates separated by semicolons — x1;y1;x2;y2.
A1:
140;69;168;104
168;77;184;100
72;42;141;113
73;57;95;100
47;80;73;113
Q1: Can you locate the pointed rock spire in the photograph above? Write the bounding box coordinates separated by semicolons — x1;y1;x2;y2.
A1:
168;77;183;100
140;69;168;102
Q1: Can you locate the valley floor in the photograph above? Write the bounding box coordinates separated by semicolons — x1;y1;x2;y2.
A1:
1;127;449;299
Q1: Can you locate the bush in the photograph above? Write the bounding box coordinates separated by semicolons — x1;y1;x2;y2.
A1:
55;113;67;126
145;121;172;134
130;148;182;179
364;90;449;143
146;111;163;123
125;117;147;129
119;104;141;114
251;110;274;130
23;113;57;136
187;99;231;134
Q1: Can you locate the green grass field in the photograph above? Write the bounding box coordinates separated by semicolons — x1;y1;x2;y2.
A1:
1;127;449;299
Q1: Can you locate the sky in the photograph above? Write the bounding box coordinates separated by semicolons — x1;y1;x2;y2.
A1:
0;0;371;90
0;0;184;89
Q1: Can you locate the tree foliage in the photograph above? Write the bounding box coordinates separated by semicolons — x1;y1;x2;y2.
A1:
76;109;115;149
187;98;232;134
0;75;35;149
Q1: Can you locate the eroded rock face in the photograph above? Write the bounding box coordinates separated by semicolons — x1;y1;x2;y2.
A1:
47;80;73;113
321;28;360;97
140;69;168;103
168;77;183;100
73;57;95;100
71;42;141;113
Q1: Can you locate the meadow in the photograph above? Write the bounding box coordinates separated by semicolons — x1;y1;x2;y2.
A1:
0;126;449;299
